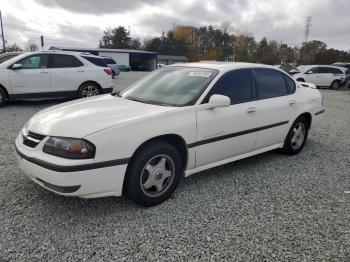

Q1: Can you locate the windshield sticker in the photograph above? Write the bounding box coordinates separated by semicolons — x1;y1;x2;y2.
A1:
187;72;212;77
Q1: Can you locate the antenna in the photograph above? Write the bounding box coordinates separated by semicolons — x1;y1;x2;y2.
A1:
304;16;312;43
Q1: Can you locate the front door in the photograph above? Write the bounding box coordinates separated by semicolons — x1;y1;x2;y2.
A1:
9;54;50;96
194;69;258;167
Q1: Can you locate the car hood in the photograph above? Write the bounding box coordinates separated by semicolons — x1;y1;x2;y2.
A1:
27;95;176;138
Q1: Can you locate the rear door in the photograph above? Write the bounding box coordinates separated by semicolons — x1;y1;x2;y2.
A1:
9;54;50;95
48;54;86;94
253;68;296;150
304;67;322;85
195;69;258;167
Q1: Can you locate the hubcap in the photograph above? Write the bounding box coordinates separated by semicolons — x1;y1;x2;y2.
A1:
291;123;306;150
332;82;340;89
140;154;175;197
81;85;100;97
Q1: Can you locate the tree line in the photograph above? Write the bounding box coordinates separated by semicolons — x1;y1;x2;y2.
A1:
99;24;350;65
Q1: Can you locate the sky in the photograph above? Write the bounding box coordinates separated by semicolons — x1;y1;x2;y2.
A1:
0;0;349;51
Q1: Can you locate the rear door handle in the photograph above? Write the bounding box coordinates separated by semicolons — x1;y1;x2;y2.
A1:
247;107;257;114
289;100;296;106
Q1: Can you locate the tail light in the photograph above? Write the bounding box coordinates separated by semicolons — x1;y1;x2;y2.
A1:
104;68;112;75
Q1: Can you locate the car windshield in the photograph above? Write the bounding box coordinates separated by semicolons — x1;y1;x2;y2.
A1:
120;67;217;107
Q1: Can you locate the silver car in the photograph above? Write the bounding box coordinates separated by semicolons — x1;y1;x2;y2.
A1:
103;57;120;78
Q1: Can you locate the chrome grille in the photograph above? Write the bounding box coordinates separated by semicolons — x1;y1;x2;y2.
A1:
23;131;46;148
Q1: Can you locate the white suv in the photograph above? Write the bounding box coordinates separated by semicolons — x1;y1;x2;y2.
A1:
0;51;113;107
293;65;346;89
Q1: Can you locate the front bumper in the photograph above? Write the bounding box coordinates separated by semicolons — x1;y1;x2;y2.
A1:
15;138;128;198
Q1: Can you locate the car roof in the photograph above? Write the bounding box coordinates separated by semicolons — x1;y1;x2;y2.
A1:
167;62;278;71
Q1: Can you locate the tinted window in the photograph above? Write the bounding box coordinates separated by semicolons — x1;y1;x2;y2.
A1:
318;67;332;74
16;54;47;69
283;74;296;94
346;69;350;74
306;67;321;74
50;54;83;68
82;56;107;67
254;68;288;99
203;69;253;104
104;58;116;64
328;68;343;74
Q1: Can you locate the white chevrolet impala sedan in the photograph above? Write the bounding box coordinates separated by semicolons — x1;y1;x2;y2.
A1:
15;62;325;206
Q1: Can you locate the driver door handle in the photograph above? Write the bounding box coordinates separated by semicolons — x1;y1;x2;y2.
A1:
247;107;257;114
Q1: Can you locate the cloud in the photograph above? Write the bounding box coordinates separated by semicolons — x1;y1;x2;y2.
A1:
33;0;164;14
1;0;350;50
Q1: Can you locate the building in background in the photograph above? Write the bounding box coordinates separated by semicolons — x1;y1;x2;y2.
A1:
49;46;157;71
157;55;189;66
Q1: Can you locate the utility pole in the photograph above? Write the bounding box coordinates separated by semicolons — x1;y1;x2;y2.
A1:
304;16;312;43
0;10;5;53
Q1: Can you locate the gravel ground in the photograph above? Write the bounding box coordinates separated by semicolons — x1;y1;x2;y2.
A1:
0;75;350;261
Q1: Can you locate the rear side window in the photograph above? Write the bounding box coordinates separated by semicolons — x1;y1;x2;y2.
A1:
82;56;107;67
203;69;254;105
104;58;116;64
50;54;83;68
328;68;343;74
254;68;288;99
283;74;296;94
346;69;350;74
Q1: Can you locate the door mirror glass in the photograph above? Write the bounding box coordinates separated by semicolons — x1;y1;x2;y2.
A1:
12;63;22;70
208;94;230;108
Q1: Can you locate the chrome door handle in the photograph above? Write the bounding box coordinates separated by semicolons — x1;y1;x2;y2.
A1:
289;100;296;106
40;71;49;74
77;70;85;72
247;107;257;114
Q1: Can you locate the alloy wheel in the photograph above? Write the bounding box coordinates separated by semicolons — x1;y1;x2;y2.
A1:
81;85;100;97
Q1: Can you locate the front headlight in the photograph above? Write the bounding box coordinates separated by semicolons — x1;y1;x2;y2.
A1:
43;137;96;159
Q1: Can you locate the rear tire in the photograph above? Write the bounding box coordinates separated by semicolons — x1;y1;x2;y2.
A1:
282;116;309;155
0;87;6;108
297;78;305;82
78;82;102;98
124;141;183;206
330;80;341;90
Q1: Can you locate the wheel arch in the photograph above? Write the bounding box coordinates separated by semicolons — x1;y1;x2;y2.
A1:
297;112;312;129
0;84;10;100
130;134;188;169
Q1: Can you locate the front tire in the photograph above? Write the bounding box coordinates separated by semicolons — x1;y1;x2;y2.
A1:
282;116;309;155
78;82;102;98
297;78;305;82
124;141;183;206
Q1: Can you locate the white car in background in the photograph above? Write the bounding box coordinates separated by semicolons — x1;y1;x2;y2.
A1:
0;51;113;107
15;62;324;206
293;65;346;89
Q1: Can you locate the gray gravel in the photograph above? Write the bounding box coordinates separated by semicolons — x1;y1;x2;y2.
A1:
0;77;350;261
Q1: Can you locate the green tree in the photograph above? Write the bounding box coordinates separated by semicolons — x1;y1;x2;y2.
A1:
99;26;140;49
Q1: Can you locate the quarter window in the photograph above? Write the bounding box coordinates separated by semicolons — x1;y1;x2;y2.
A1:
203;69;254;104
283;74;296;94
50;54;83;68
82;56;108;67
16;54;47;69
254;68;288;99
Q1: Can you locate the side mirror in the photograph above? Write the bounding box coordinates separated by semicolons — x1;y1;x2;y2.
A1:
197;94;231;111
12;63;22;70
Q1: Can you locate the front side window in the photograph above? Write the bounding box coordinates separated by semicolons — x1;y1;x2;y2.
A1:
50;54;83;68
203;69;254;105
121;67;217;106
16;54;47;69
254;68;288;99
